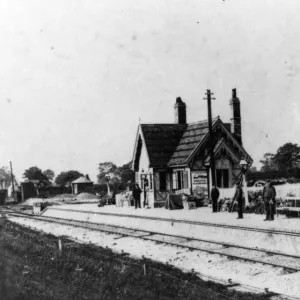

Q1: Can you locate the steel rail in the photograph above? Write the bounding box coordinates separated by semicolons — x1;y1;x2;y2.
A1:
5;208;300;273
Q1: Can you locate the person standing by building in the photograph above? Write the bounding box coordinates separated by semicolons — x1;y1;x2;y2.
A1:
263;180;276;221
132;183;142;209
143;177;149;207
211;185;220;212
233;182;243;219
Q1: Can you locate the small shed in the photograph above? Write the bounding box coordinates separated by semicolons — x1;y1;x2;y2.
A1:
71;176;93;194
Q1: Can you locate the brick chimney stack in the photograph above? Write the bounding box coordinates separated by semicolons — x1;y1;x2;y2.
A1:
174;97;187;125
230;88;242;145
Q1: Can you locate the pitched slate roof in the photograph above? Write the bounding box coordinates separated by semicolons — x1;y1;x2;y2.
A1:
168;119;218;166
140;124;186;167
140;119;219;167
137;118;252;169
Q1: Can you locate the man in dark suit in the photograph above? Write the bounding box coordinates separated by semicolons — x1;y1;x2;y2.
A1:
132;183;142;209
263;180;276;221
233;182;243;219
211;185;220;212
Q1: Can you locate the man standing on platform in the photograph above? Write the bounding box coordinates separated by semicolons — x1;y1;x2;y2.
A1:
263;180;276;221
233;182;243;219
211;185;220;212
132;183;142;209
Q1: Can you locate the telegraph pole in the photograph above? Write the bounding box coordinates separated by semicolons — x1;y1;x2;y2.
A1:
204;90;217;212
10;161;16;202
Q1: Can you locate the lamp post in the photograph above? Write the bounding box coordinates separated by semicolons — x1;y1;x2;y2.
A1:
149;169;153;190
239;158;249;206
141;172;147;208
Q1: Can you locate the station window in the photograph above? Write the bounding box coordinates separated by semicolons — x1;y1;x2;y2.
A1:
216;169;229;188
172;170;189;190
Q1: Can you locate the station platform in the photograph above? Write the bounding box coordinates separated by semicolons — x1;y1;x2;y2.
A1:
42;204;300;256
45;204;300;232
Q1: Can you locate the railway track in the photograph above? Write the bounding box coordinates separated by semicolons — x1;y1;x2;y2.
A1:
43;206;300;237
3;206;300;274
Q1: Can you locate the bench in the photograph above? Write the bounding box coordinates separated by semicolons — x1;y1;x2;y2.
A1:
277;207;300;218
285;197;300;207
277;196;300;218
286;207;300;218
276;207;290;218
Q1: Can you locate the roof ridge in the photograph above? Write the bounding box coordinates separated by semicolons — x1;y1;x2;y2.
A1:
141;117;220;127
140;123;187;126
187;117;219;125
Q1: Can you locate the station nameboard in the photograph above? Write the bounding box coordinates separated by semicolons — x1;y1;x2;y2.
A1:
192;171;207;186
192;171;208;198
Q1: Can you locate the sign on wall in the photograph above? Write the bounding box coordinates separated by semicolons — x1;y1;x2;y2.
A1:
192;171;207;186
192;171;208;199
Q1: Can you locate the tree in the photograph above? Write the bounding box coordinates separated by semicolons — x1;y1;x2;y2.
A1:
98;162;117;174
97;161;134;187
259;153;277;172
97;162;118;184
0;166;13;189
43;169;55;182
55;170;83;187
273;143;300;171
23;166;48;181
117;162;134;184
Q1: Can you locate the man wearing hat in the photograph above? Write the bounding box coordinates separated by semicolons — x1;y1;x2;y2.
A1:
262;180;276;221
232;181;243;219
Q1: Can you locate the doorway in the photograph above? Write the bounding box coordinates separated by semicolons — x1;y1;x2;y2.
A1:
216;169;229;188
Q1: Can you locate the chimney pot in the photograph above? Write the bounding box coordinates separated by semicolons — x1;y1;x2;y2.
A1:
232;88;237;98
230;88;242;145
174;97;187;124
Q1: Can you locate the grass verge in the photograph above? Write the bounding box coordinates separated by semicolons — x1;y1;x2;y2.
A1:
0;218;275;300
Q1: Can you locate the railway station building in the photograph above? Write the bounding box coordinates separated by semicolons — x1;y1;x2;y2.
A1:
131;89;253;208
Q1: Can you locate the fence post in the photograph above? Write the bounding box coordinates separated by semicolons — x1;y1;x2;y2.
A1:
142;256;147;276
58;238;62;254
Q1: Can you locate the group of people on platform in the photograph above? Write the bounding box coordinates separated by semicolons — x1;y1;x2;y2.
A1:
127;178;278;221
211;180;277;221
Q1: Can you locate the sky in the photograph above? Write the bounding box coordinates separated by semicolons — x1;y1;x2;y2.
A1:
0;0;300;182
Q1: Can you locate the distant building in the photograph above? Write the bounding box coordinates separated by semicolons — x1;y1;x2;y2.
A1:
71;176;93;194
131;89;253;208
